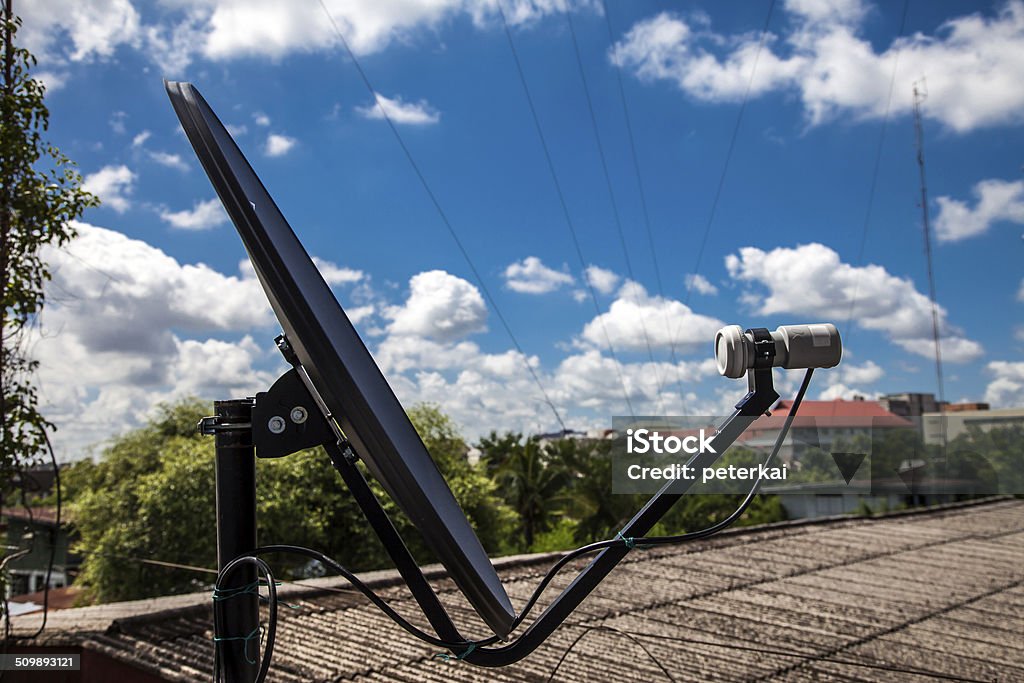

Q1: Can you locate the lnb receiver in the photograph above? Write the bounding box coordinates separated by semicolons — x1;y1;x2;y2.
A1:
715;323;842;379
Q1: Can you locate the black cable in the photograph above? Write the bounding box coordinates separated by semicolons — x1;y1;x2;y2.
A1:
547;624;675;683
218;369;814;675
497;1;636;419
609;626;997;683
213;555;277;683
314;0;567;434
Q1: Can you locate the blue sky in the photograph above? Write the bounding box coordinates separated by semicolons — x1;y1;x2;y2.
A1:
18;0;1024;458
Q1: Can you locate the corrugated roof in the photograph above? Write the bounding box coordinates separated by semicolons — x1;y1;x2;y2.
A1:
12;498;1024;682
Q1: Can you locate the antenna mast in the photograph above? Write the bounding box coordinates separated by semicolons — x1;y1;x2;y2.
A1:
912;81;947;442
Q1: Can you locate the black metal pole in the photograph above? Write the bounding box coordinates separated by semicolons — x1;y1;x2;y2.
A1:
214;398;259;682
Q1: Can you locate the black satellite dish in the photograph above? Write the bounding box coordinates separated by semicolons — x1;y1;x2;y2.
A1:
165;81;515;638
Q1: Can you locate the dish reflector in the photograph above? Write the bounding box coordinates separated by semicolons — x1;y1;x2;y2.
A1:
165;81;515;637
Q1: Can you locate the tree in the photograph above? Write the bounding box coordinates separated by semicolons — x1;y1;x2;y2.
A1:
1;4;97;501
66;400;515;603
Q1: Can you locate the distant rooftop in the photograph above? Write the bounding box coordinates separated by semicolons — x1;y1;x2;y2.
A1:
10;497;1024;681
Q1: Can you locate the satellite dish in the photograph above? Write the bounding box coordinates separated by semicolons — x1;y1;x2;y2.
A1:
165;81;516;638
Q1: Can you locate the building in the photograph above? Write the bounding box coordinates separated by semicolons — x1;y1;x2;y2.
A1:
1;506;77;600
922;406;1024;445
878;392;942;418
9;498;1023;682
740;397;914;463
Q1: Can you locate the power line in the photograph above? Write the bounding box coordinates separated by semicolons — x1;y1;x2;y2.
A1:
844;0;911;341
600;0;690;415
315;0;567;433
563;9;665;415
685;0;777;309
497;2;636;419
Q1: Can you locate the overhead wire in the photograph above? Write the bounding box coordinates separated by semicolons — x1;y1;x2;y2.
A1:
497;1;636;419
833;0;910;420
600;0;690;415
315;0;567;434
684;0;777;310
843;0;911;346
563;8;666;415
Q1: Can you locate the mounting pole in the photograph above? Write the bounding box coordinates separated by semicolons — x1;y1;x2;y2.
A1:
207;398;259;682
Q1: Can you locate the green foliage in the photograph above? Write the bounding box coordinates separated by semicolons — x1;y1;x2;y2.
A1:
1;12;98;488
66;400;517;603
480;433;568;548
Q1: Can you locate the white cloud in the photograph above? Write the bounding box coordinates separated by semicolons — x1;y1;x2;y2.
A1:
131;130;152;148
265;133;297;157
578;281;724;354
386;270;487;342
984;361;1024;406
159;198;228;231
1019;279;1024;302
82;164;136;213
225;123;249;137
32;222;278;457
818;382;876;401
34;71;68;92
18;0;141;64
18;1;589;79
934;178;1024;242
148;150;190;171
584;265;620;295
504;256;574;294
312;257;364;286
726;242;983;362
612;1;1024;132
254;112;271;126
685;273;719;295
108;111;128;135
836;359;884;385
356;93;441;125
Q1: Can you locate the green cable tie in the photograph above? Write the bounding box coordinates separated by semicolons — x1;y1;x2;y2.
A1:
213;625;263;665
616;531;650;551
433;641;477;662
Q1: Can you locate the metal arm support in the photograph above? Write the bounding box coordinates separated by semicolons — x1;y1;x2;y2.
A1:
214;333;779;669
461;369;779;666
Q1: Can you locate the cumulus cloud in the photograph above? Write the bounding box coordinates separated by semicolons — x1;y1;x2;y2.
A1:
685;273;718;295
504;256;574;294
82;164;136;213
356;93;440;125
984;361;1024;406
579;281;724;353
33;222;278;457
612;1;1024;132
584;265;620;295
265;133;297;157
312;257;364;286
148;151;190;172
934;178;1024;242
386;270;487;342
131;130;152;148
725;242;983;362
19;0;589;79
159;198;229;231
